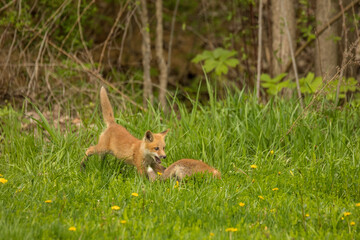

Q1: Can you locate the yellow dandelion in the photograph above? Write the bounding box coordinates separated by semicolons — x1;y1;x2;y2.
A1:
305;213;309;217
250;164;257;169
341;217;344;220
289;170;294;176
0;174;3;177
44;200;52;203
0;178;8;184
258;195;264;200
225;228;238;232
239;202;245;207
356;203;360;207
272;188;279;191
174;181;179;189
68;226;76;231
270;150;274;155
270;209;276;213
344;212;351;217
157;172;162;176
278;172;281;175
210;232;215;237
111;205;120;210
131;193;139;197
350;221;355;226
120;220;126;224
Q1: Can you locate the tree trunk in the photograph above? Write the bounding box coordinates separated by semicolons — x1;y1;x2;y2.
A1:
315;0;340;78
271;0;296;76
155;0;168;110
139;0;153;107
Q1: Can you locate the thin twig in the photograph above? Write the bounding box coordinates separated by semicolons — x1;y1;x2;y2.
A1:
0;29;17;80
20;0;72;57
77;0;94;66
280;59;353;143
118;5;137;68
256;0;263;101
284;13;304;108
284;0;360;73
27;29;48;97
167;0;180;73
139;0;153;107
42;37;145;111
335;0;348;106
58;0;95;52
97;0;130;72
0;0;15;13
156;0;168;109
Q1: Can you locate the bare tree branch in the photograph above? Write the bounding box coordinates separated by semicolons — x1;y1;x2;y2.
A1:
97;0;130;72
139;0;153;107
285;0;360;73
156;0;168;109
256;0;263;101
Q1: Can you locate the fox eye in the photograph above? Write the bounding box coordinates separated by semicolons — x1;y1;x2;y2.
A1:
154;147;159;150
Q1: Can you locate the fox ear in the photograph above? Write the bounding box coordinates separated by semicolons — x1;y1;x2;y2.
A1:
145;130;154;142
161;129;170;136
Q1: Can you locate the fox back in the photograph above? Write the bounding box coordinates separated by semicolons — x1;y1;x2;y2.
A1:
161;159;221;181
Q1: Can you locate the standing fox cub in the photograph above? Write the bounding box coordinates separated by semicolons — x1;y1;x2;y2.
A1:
147;159;221;181
81;87;168;177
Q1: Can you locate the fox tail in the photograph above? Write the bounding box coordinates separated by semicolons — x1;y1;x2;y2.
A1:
100;86;115;126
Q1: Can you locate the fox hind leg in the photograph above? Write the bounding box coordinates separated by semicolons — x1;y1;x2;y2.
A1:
80;145;109;170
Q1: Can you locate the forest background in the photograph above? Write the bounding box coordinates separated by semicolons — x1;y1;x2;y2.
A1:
0;0;359;111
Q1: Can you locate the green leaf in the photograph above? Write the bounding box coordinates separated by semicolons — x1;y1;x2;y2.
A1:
224;58;239;68
215;64;228;76
203;59;218;73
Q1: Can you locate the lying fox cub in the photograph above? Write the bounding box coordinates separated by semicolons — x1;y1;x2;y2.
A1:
147;159;221;181
81;87;168;177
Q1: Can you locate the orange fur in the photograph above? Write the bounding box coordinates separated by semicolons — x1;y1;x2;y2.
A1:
148;159;221;181
81;87;168;177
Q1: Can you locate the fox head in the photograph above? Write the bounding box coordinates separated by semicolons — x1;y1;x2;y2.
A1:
143;129;169;164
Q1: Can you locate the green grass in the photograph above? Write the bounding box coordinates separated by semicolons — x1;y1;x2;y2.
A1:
1;89;360;239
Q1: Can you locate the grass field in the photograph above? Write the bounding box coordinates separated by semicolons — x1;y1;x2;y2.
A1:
1;88;360;239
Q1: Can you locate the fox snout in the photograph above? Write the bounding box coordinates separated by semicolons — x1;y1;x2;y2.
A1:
160;155;166;159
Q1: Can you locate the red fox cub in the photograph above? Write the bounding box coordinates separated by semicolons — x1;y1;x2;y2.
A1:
147;159;221;181
81;87;168;177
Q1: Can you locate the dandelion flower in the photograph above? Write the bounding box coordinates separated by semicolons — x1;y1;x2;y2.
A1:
68;227;76;231
174;181;179;189
45;200;52;203
111;205;120;210
0;178;8;184
250;164;257;169
0;174;3;177
131;193;139;197
258;195;264;200
272;188;279;191
157;172;162;176
305;213;309;217
270;150;274;155
239;202;245;207
344;212;351;217
210;232;215;237
278;172;281;175
350;221;355;226
225;228;238;232
341;217;344;220
356;203;360;207
120;220;126;224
